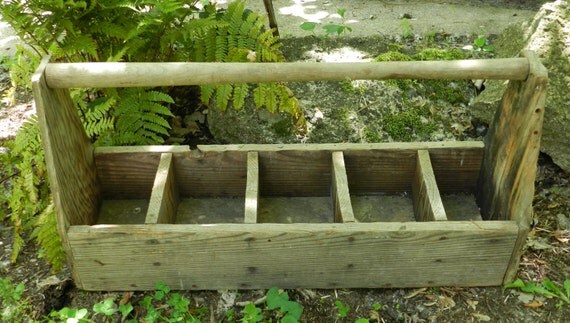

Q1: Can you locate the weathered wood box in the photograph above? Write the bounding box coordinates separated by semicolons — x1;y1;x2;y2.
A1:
32;51;547;291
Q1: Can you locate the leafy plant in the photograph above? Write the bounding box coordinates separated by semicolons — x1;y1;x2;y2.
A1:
1;0;303;270
0;278;32;321
334;300;350;320
401;18;414;40
300;8;353;36
49;307;90;323
463;36;494;52
140;281;202;322
266;287;303;323
505;278;570;307
242;303;263;323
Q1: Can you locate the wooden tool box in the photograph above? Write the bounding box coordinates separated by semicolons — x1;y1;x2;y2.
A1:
32;51;547;290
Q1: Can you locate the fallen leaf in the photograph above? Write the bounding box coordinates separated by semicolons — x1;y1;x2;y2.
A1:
524;300;544;308
472;313;491;321
404;287;427;299
120;292;132;305
516;292;535;304
438;295;456;309
466;299;478;310
526;237;553;250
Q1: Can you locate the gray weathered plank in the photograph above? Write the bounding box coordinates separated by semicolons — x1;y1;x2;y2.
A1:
412;150;447;221
332;152;355;223
244;152;259;224
476;51;548;283
145;153;179;224
68;221;519;291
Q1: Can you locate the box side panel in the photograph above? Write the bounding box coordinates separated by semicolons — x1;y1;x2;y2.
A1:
68;222;518;291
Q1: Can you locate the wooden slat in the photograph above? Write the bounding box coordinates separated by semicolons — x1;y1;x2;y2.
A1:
68;221;519;290
198;141;484;153
32;58;100;287
475;51;548;283
45;58;529;88
332;152;355;223
145;153;179;224
244;152;259;224
412;150;447;221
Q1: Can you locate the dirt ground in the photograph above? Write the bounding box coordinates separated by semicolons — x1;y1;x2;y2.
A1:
1;1;569;322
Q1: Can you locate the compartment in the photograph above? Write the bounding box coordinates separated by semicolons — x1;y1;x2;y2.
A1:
95;149;164;224
344;149;417;222
344;146;484;223
257;150;334;223
174;149;248;224
429;148;484;221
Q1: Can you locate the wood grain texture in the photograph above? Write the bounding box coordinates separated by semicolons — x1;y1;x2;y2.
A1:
475;52;547;283
174;150;247;197
412;150;447;222
95;152;162;199
67;221;519;290
32;58;100;286
332;152;355;223
145;153;179;224
45;59;529;88
244;152;259;224
259;150;332;196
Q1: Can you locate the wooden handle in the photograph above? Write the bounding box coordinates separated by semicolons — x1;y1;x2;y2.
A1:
45;58;529;88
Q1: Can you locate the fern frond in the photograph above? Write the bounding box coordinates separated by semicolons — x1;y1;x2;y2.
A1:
232;83;248;110
32;200;66;272
215;84;233;111
200;84;216;103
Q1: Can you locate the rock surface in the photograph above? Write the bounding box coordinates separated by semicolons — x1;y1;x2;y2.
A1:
471;0;570;171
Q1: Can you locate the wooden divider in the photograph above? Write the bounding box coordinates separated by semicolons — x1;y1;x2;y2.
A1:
412;150;448;222
244;152;259;224
145;153;179;224
331;152;355;223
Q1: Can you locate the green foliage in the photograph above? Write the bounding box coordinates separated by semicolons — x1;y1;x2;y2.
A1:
0;277;32;321
375;48;470;104
139;281;202;322
300;8;353;36
401;18;414;39
2;0;303;270
334;300;350;319
242;303;263;322
505;278;570;307
194;1;303;124
266;287;303;323
383;106;438;142
465;36;495;52
50;307;90;322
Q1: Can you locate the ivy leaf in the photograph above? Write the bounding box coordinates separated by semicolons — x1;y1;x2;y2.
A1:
474;37;486;48
300;21;317;31
337;9;347;18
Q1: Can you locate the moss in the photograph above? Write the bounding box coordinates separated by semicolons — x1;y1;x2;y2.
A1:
382;105;437;142
374;48;470;104
374;51;413;62
270;118;295;137
413;48;467;61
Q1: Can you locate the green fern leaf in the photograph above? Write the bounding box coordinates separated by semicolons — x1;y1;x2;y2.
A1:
200;84;215;103
253;85;265;107
232;83;248;110
215;84;233;111
32;200;66;272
